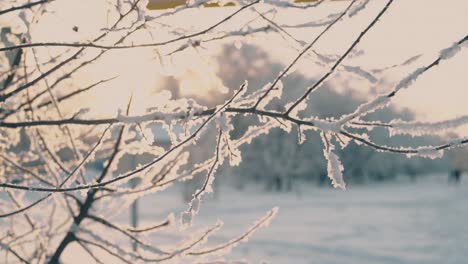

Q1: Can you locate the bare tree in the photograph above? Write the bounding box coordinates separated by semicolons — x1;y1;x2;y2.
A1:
0;0;467;263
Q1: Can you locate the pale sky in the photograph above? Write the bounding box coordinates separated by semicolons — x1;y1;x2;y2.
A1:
2;0;467;134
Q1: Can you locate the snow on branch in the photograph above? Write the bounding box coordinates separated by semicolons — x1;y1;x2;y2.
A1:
353;115;468;136
337;34;468;127
0;0;261;53
340;130;468;158
321;133;346;189
188;207;279;257
1;0;467;262
285;0;395;115
182;129;223;227
0;0;51;16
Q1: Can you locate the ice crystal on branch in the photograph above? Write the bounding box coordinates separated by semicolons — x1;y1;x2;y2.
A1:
321;133;346;190
0;0;467;263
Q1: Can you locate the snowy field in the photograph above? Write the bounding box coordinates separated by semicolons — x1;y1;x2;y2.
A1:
5;173;466;263
101;173;468;264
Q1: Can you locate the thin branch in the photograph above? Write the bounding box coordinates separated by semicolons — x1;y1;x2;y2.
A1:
285;0;395;115
86;214;168;255
189;208;277;256
76;237;133;264
1;24;144;120
337;34;468;125
192;128;222;201
253;0;358;109
24;77;117;112
0;0;260;53
0;154;53;186
0;0;142;103
0;83;247;192
126;219;170;233
76;239;105;264
0;194;51;218
0;0;52;16
0;125;111;218
0;241;30;264
339;130;468;154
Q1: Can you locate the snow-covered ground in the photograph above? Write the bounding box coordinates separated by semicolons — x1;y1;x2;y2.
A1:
5;173;466;263
128;174;468;264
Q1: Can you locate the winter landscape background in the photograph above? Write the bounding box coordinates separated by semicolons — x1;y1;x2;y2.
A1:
1;0;467;263
62;173;468;264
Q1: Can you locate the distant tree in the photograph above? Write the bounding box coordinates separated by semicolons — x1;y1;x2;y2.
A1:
0;0;467;263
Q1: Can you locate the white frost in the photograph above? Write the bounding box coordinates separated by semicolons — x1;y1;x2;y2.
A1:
348;0;370;17
389;115;468;136
439;40;466;60
321;134;346;190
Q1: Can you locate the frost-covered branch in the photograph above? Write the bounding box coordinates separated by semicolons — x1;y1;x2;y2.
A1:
1;0;467;262
285;0;395;115
189;207;278;256
0;0;52;16
0;0;260;53
352;115;468;136
338;34;468;126
0;241;29;264
253;0;359;109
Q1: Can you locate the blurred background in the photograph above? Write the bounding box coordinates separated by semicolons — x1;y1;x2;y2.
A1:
2;0;467;263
